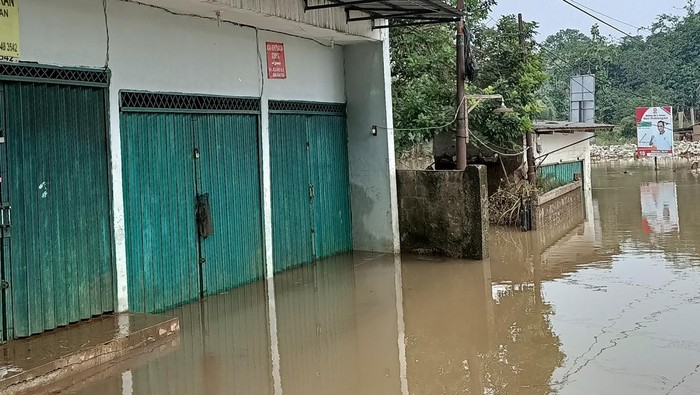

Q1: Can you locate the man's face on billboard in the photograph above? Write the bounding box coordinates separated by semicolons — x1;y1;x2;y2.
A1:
657;121;666;134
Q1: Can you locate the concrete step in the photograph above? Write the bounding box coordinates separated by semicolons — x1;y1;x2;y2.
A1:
0;313;180;394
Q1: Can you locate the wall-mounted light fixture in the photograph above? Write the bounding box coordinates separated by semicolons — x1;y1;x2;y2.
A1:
371;125;378;136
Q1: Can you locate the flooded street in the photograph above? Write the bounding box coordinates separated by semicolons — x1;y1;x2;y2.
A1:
71;165;700;394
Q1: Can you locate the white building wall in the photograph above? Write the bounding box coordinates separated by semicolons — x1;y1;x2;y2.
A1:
16;0;390;312
537;132;593;191
344;37;400;253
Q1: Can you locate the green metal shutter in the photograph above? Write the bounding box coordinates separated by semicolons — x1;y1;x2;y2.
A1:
308;115;353;259
121;113;200;313
270;114;314;272
4;81;114;337
121;93;264;313
269;102;353;271
196;114;265;295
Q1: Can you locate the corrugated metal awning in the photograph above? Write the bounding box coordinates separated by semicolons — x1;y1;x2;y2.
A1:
304;0;461;28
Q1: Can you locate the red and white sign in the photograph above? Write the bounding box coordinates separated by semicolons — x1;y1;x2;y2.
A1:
266;42;287;79
636;106;674;157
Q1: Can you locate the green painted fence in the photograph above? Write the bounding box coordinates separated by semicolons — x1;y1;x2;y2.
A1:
537;160;584;188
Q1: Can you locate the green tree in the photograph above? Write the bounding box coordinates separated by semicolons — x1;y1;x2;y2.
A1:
537;1;700;141
390;2;545;151
469;16;547;147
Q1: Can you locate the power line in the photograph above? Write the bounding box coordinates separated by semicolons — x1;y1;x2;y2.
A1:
470;132;528;156
560;0;634;37
376;96;466;132
568;0;646;32
536;42;663;105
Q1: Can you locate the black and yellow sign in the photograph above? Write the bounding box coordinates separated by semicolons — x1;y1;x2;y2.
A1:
0;0;19;59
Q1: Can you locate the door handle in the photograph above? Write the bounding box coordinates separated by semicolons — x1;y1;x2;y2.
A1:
309;184;315;201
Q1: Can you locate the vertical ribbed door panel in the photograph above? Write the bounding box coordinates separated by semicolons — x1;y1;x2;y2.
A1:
196;114;265;295
5;82;114;337
269;114;314;272
308;115;353;259
121;112;199;313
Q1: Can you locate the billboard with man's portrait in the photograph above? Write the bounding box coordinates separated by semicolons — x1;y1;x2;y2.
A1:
636;106;674;157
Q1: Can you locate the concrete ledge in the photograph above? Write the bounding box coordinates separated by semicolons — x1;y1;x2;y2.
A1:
0;313;180;395
532;181;584;231
538;180;582;206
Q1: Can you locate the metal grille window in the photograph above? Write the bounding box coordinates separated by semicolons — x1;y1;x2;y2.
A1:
269;100;346;115
120;91;261;114
0;62;109;87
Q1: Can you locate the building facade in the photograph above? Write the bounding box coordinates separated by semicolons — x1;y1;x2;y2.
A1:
0;0;406;340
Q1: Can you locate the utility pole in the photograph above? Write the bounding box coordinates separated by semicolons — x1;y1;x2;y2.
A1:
519;13;537;184
455;0;468;170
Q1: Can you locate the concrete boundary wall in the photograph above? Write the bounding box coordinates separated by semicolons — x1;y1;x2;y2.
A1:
532;181;583;231
396;167;488;260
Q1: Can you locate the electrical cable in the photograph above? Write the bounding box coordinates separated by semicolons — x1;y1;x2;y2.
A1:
470;132;528;156
120;0;334;49
536;42;668;106
102;0;110;69
568;0;646;32
560;0;634;37
376;96;466;132
255;28;265;98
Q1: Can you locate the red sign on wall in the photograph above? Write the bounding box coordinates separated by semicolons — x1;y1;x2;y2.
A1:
266;42;287;79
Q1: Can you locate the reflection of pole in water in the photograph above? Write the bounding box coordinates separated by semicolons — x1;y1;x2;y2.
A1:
394;255;409;395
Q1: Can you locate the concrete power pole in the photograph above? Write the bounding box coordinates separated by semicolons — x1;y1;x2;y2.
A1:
455;0;468;170
519;13;537;184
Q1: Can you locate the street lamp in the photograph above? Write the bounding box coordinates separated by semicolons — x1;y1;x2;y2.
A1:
465;94;513;115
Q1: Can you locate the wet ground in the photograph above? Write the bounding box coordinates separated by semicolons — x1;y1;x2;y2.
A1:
71;165;700;394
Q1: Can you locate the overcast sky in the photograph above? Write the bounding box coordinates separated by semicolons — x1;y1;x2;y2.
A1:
491;0;689;40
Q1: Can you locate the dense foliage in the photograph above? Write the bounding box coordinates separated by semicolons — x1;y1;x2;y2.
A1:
391;0;700;150
390;1;546;151
538;2;700;142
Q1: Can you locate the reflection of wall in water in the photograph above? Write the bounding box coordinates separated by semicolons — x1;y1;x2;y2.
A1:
125;283;274;395
275;255;358;395
402;258;494;394
674;172;700;256
353;254;403;394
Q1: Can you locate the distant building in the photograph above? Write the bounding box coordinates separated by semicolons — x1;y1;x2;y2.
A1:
532;121;615;191
675;123;700;141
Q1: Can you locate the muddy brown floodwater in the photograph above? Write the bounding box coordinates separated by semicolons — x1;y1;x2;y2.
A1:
70;165;700;395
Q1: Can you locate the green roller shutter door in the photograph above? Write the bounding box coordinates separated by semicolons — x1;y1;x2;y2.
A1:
196;114;265;296
121;102;264;313
309;115;353;260
121;113;200;313
269;103;353;272
270;114;314;272
2;81;114;338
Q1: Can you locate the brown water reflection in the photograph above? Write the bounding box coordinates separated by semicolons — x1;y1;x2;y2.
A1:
73;165;700;394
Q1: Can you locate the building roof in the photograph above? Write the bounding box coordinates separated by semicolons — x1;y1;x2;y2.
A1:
305;0;461;28
533;121;615;134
